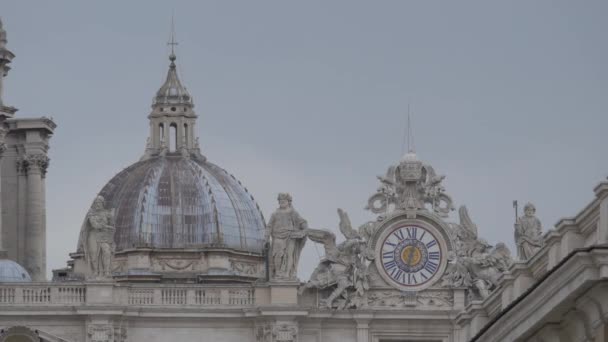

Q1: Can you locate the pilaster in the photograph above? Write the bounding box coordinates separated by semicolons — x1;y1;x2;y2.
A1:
354;314;373;342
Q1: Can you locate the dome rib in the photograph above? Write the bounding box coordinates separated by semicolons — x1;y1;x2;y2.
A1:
86;156;266;253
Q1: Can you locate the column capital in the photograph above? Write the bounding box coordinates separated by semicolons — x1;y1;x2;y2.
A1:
0;125;7;157
18;153;50;177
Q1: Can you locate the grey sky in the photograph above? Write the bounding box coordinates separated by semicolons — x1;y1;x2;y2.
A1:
2;1;607;280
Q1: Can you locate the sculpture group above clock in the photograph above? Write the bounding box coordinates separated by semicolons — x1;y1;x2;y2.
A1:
300;150;513;309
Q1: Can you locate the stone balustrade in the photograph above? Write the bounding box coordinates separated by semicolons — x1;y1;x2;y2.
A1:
0;283;256;307
0;284;86;305
125;285;255;306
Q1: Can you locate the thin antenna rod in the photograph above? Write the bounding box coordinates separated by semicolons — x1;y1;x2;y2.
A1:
407;104;415;153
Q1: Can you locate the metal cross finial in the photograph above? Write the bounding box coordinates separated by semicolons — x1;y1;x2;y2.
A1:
168;14;178;58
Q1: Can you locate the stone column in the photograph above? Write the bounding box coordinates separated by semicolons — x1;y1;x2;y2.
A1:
24;153;48;281
16;158;27;261
0;126;6;252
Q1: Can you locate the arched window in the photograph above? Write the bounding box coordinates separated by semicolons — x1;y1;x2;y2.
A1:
169;123;177;152
159;123;165;145
184;123;189;147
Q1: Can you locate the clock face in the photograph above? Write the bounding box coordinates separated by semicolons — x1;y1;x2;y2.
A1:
376;223;446;291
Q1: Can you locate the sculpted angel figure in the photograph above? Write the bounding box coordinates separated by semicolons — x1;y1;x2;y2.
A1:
300;209;371;309
78;196;116;279
443;206;512;298
514;203;543;260
267;193;308;280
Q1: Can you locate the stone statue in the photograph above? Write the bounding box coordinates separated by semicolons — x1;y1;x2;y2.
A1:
514;202;543;260
79;196;116;279
442;206;512;299
267;193;308;280
300;209;372;309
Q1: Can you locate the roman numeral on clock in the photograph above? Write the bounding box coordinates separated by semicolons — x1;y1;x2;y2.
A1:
393;269;404;281
426;240;437;248
424;261;438;273
394;229;404;240
384;260;397;271
407;227;417;239
382;251;393;259
429;252;440;260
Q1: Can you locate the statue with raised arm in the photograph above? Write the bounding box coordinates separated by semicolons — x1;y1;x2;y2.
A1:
267;193;308;280
300;209;372;309
514;202;543;260
78;196;116;279
442;206;512;299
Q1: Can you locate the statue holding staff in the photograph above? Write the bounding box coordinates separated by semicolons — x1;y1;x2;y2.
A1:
514;202;543;260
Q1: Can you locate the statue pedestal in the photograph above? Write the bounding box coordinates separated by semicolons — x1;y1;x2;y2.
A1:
269;281;299;305
85;281;115;305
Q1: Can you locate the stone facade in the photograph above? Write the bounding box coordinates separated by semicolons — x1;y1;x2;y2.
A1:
1;17;608;342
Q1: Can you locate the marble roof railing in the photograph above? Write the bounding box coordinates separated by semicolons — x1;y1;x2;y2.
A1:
0;283;259;307
454;178;608;341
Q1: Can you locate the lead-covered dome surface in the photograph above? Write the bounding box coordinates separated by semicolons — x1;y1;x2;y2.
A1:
94;156;266;253
0;259;32;282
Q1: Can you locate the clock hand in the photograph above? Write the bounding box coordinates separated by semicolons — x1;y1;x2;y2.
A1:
405;246;416;266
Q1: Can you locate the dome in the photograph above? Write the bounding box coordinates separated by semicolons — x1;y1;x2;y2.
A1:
0;259;32;282
93;156;266;253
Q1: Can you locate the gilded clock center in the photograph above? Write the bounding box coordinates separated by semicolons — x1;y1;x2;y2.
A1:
401;245;422;266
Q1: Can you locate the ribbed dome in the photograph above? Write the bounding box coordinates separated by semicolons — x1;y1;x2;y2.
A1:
0;259;32;283
92;156;266;253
